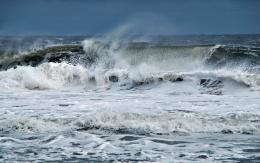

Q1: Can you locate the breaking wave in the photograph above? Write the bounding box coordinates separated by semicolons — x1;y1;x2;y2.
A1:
0;38;260;91
0;62;89;89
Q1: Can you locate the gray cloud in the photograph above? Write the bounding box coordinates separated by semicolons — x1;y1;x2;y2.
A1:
0;0;260;35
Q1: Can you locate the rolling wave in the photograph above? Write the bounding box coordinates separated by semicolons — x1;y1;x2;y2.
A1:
0;39;260;91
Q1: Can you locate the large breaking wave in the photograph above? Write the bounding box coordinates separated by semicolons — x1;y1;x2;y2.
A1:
0;38;260;91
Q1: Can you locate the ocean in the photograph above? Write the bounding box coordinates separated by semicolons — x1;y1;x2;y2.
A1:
0;35;260;162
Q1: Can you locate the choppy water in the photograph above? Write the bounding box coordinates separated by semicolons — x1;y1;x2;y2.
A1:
0;35;260;162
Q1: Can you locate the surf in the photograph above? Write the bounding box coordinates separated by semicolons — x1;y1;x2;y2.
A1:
0;38;260;91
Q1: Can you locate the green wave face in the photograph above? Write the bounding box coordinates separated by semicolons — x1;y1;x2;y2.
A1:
0;45;85;70
1;42;260;73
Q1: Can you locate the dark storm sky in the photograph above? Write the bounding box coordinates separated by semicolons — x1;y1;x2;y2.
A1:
0;0;260;35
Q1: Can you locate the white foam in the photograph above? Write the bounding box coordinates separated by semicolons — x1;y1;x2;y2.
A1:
0;117;65;133
75;111;260;134
1;110;258;135
0;62;89;90
1;61;260;91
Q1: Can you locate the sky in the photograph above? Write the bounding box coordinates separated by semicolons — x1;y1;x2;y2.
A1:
0;0;260;35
